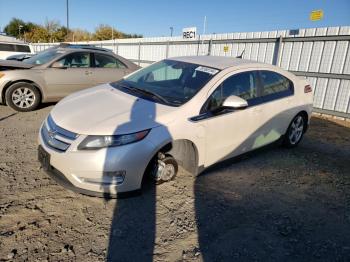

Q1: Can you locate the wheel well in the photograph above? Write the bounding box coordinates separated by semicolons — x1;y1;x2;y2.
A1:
298;111;309;132
2;80;42;105
298;110;308;120
147;139;199;176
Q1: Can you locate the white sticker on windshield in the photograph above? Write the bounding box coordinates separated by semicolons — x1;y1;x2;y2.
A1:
195;66;219;75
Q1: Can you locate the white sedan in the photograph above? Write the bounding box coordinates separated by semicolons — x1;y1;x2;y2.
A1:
38;56;313;197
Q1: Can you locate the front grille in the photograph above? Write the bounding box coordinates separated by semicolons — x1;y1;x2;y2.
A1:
41;115;78;152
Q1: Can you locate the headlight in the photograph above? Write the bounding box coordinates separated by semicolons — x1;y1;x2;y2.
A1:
0;72;5;78
78;129;150;150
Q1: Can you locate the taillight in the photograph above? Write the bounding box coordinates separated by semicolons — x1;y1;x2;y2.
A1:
304;85;312;93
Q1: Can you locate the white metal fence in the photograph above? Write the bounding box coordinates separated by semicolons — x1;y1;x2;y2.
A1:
32;26;350;118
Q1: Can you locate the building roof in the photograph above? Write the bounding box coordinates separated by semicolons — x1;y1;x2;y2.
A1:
0;34;24;43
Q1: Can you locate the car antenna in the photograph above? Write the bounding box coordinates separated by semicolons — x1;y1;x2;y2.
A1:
236;49;245;59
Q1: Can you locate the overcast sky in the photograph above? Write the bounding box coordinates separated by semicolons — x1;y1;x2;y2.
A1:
0;0;349;36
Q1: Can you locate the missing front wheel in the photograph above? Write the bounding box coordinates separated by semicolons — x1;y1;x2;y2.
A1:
151;152;178;184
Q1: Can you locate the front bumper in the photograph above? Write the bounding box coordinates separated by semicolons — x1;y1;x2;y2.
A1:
38;122;157;196
38;157;141;198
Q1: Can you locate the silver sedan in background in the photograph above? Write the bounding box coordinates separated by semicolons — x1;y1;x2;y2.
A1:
0;45;139;111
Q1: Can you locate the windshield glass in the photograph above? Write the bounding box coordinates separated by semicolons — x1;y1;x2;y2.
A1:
24;49;65;65
112;60;219;106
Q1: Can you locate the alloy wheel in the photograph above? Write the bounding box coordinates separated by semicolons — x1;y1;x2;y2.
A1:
11;87;36;109
288;115;304;145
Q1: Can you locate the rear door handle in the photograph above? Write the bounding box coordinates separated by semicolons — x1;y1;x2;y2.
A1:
85;70;92;75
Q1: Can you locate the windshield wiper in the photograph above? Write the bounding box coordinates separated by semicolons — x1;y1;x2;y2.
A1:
117;82;170;104
134;87;169;104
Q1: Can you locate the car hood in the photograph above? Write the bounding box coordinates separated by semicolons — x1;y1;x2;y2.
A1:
50;84;178;135
0;59;34;70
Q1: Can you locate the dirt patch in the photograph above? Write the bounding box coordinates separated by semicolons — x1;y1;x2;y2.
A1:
0;104;350;261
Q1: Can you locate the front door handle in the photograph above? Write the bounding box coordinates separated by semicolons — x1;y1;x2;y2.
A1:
85;70;92;75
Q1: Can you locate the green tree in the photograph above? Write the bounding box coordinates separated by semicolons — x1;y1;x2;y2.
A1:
93;24;142;40
24;26;50;42
4;18;142;43
53;26;68;42
4;18;27;38
68;29;91;42
43;19;67;42
93;24;119;40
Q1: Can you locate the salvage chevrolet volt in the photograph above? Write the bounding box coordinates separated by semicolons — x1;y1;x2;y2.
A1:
38;56;313;197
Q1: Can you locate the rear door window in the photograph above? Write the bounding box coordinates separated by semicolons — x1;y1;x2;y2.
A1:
94;53;126;69
259;70;294;100
15;45;31;53
0;43;15;51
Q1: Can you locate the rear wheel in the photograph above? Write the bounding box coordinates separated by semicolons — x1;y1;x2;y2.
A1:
151;152;178;184
283;114;307;148
5;82;41;112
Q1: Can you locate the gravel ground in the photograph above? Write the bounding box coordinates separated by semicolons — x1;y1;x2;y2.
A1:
0;104;350;262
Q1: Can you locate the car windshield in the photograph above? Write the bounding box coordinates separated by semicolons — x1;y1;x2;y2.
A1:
111;59;219;106
23;49;65;65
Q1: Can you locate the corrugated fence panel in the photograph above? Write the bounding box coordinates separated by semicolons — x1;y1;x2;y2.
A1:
117;45;139;60
309;42;324;72
334;80;350;112
298;42;313;71
250;43;259;61
264;43;275;64
330;41;348;74
319;41;336;73
313;78;328;108
231;43;239;57
141;44;166;61
342;45;350;74
280;42;293;69
323;79;340;110
288;42;302;71
257;43;267;62
244;43;252;59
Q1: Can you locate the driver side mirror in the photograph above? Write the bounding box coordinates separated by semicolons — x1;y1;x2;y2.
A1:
51;61;67;69
222;95;248;110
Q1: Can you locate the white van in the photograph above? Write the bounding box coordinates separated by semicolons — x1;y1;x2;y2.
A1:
0;42;34;60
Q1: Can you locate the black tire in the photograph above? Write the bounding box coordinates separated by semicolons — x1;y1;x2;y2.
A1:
283;113;307;148
5;82;41;112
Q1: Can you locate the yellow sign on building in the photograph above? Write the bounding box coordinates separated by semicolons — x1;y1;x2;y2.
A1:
310;10;324;21
223;46;229;52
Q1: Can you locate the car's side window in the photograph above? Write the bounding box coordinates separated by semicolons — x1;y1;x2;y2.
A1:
55;52;91;68
204;71;258;112
259;70;293;97
94;53;127;69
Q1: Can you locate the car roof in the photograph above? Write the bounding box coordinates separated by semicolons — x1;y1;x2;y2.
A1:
169;56;268;70
58;47;111;53
49;43;112;53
